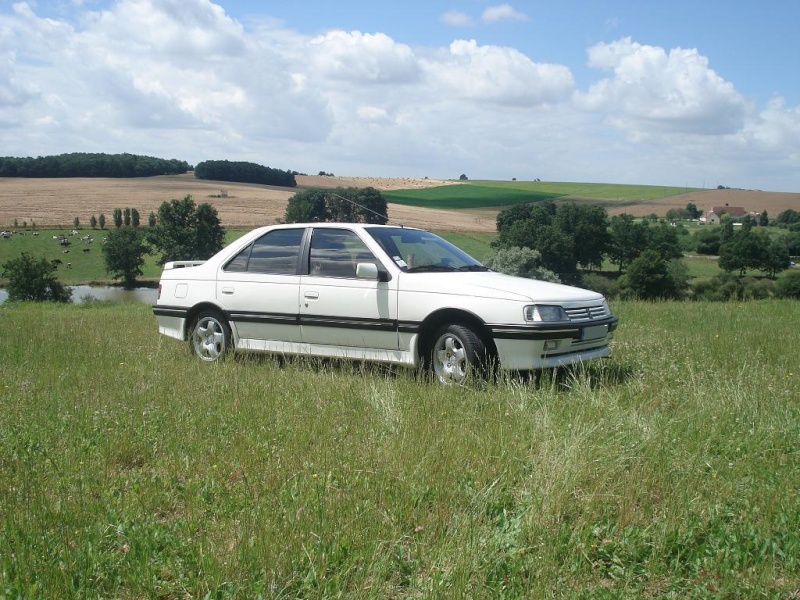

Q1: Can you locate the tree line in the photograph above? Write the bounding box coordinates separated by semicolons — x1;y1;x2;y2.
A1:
0;153;190;178
194;160;296;187
489;200;799;300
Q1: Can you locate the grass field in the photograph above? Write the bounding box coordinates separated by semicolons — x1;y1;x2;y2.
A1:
1;300;798;598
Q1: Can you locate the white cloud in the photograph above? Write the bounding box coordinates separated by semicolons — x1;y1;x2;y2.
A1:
577;37;751;136
481;4;529;23
441;4;528;27
440;10;473;27
308;30;420;84
0;3;798;190
427;40;574;106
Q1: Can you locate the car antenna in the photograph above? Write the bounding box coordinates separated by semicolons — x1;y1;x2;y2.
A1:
327;192;393;225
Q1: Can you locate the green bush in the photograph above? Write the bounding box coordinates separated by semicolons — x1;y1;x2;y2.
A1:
776;270;800;298
691;272;776;301
1;252;72;302
579;272;621;299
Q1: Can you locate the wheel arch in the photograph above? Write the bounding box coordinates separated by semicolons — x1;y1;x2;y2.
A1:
184;302;231;339
417;308;498;364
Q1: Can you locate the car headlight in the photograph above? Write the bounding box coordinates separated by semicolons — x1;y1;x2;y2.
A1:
524;304;567;322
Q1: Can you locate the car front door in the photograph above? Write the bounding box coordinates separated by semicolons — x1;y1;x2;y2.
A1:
299;228;398;350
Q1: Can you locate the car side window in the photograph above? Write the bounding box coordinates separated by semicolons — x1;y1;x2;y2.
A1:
226;228;304;274
309;229;377;278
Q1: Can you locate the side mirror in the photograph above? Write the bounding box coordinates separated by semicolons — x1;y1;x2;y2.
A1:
356;262;390;281
356;262;379;279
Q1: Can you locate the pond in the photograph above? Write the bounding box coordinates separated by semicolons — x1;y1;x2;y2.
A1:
0;285;158;305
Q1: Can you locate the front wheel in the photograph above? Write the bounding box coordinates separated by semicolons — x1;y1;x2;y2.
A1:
430;324;490;385
189;311;231;362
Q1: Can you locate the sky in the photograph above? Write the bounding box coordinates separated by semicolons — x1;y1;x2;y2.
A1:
1;0;799;192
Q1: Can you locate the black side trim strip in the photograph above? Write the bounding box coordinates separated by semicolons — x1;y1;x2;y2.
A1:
229;311;298;325
153;305;189;318
300;315;396;332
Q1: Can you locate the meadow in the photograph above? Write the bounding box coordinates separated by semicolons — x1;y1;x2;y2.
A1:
0;300;797;598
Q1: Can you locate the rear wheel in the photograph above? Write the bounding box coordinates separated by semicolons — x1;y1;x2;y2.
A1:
430;324;489;385
189;311;231;362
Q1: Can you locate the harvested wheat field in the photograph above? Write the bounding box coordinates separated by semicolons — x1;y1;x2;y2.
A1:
0;174;494;232
603;188;800;217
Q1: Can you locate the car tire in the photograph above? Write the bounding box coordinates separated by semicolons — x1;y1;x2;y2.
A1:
189;310;231;362
430;324;490;385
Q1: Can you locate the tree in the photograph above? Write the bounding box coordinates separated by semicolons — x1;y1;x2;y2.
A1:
285;188;329;222
758;210;769;227
482;246;560;283
761;238;791;278
459;174;468;181
89;215;97;229
73;216;80;229
112;208;122;228
694;228;721;255
621;250;686;300
123;207;131;226
284;187;388;224
776;271;800;299
148;195;225;264
102;226;149;286
647;222;683;261
686;202;702;219
98;213;106;229
608;214;649;272
148;211;156;228
552;203;609;270
718;230;768;275
1;252;72;302
131;208;140;227
775;209;800;227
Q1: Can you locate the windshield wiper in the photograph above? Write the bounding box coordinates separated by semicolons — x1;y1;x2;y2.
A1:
457;264;491;272
405;264;458;273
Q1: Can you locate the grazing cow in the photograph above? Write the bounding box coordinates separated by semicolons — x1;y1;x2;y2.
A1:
83;248;90;253
60;238;70;247
51;259;63;267
62;249;70;254
32;232;39;236
67;262;72;269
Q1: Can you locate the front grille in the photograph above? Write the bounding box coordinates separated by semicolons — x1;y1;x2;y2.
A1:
565;304;607;322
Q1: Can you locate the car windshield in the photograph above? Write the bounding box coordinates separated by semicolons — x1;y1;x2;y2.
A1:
365;227;488;273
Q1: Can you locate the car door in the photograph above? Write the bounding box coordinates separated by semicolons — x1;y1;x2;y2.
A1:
299;227;398;350
216;227;306;346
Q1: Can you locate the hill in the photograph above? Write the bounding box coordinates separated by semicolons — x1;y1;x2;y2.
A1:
0;175;796;233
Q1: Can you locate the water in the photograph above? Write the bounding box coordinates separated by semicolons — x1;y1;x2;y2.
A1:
0;285;158;305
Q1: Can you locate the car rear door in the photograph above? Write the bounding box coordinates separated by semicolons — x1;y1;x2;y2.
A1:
216;227;306;345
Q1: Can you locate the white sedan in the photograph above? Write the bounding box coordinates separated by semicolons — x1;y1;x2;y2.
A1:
153;223;618;384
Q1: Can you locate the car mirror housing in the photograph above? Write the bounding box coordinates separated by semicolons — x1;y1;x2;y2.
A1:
356;262;379;280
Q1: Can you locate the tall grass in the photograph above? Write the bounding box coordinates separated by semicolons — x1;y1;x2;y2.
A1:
0;300;797;598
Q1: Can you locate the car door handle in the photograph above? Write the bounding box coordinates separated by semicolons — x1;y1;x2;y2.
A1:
221;287;234;295
304;291;319;300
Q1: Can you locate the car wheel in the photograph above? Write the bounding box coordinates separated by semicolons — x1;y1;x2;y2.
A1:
430;324;488;385
189;311;231;362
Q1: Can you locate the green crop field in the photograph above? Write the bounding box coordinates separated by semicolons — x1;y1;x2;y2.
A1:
1;300;798;598
383;181;699;211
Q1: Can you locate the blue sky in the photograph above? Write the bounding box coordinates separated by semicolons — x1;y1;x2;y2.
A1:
2;0;799;191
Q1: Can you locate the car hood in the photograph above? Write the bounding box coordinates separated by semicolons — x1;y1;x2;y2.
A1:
399;271;604;303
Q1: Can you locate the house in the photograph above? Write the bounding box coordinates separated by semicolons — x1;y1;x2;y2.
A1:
705;204;747;224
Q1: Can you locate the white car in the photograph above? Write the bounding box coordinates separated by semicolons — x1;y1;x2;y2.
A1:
153;223;618;383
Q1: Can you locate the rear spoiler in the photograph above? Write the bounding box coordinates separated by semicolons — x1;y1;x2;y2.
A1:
164;260;206;270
